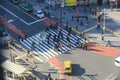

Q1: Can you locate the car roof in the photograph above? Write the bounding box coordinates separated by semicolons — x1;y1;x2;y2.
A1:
115;56;120;61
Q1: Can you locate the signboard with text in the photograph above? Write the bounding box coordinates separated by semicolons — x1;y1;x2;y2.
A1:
65;0;77;6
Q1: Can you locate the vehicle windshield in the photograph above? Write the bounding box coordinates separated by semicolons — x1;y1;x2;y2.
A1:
65;68;71;70
115;60;120;63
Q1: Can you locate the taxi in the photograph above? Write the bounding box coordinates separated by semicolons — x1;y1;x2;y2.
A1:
64;60;72;75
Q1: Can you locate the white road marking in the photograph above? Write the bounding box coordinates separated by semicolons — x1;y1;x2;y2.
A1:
8;19;13;22
28;17;47;25
0;5;46;25
0;5;17;17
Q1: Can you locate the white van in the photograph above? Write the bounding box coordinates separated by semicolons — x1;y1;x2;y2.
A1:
115;56;120;67
33;6;45;18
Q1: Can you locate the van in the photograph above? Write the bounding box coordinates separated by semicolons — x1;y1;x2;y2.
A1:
115;56;120;67
33;6;45;18
64;60;72;75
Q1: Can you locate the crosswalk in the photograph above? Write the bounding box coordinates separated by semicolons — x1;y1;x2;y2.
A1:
20;27;86;60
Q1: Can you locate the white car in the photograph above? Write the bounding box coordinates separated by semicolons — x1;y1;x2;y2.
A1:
33;6;45;18
115;56;120;67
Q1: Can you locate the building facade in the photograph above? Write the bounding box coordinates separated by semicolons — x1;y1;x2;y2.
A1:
45;0;120;7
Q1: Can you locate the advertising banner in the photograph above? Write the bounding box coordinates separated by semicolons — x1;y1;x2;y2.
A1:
65;0;77;6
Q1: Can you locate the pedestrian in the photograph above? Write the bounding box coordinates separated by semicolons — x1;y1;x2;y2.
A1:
107;40;111;46
76;25;78;30
90;8;94;15
98;15;101;22
54;42;58;51
67;35;70;42
48;33;51;38
60;32;63;39
53;34;56;42
27;50;31;57
66;21;68;26
101;34;104;42
63;11;66;15
84;8;86;12
81;43;84;49
24;35;27;39
47;33;51;44
68;27;72;35
86;21;89;27
45;27;49;32
84;40;88;50
86;16;88;21
67;40;71;48
76;38;81;47
59;42;62;49
67;36;71;48
80;20;83;26
71;15;74;21
18;36;21;42
77;17;79;23
31;42;35;51
97;23;101;29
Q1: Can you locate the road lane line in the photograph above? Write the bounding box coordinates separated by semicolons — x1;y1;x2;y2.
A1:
0;5;44;25
28;17;47;25
0;5;17;17
0;5;29;24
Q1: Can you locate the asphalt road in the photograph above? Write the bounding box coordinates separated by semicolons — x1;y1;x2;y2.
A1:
1;0;120;80
57;48;120;80
0;0;36;23
0;0;48;39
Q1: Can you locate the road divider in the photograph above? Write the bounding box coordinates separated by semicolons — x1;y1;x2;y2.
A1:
100;26;120;37
82;25;97;33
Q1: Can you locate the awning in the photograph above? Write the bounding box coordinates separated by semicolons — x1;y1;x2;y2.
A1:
1;60;26;75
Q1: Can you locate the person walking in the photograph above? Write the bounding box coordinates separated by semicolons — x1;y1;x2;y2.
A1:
48;33;52;44
80;20;83;26
77;17;79;23
71;15;74;21
45;27;49;32
76;38;81;47
76;25;78;30
60;32;64;39
86;21;89;27
31;42;35;51
101;33;104;42
68;27;72;35
53;34;56;42
67;35;71;48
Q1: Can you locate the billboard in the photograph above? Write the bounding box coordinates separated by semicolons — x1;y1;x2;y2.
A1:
65;0;77;6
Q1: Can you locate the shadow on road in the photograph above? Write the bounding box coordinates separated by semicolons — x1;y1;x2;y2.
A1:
83;74;98;80
30;70;48;80
71;64;85;76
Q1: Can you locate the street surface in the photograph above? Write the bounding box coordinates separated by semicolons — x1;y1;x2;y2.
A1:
0;0;120;80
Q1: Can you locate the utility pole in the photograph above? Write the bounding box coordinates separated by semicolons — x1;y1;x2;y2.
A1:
103;8;106;35
102;8;106;42
60;0;64;26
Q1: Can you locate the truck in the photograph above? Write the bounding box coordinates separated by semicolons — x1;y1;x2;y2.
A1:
33;6;45;18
